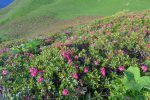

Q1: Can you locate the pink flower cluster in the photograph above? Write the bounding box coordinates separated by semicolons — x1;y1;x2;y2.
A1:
84;67;89;73
90;31;95;35
29;68;38;77
147;44;150;48
100;67;106;77
141;65;148;72
94;60;99;66
62;89;69;95
2;69;7;76
118;66;125;71
38;77;44;83
61;49;74;64
0;48;9;55
29;68;44;83
72;73;78;80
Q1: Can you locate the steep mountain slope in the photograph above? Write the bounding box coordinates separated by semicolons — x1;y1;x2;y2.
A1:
0;11;150;99
0;0;150;42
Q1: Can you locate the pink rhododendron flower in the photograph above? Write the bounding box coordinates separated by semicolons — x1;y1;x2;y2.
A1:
100;67;106;77
71;48;75;54
67;37;71;41
2;69;7;75
94;60;99;66
64;31;68;34
24;52;29;56
68;58;73;64
141;65;148;72
90;31;95;35
72;73;78;80
14;54;18;58
29;53;34;58
108;23;112;28
122;50;126;55
82;36;86;41
84;67;89;73
147;44;150;48
62;89;69;95
74;55;79;60
55;42;62;48
102;24;106;29
29;68;38;77
38;77;44;83
106;31;111;35
118;66;125;71
61;50;71;61
73;35;78;40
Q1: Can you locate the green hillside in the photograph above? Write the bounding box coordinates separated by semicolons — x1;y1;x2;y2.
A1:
0;0;150;42
0;11;150;99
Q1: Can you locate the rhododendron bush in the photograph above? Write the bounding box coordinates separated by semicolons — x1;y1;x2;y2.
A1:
0;12;150;99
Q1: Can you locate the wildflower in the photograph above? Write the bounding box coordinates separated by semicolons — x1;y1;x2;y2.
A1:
72;73;78;80
68;58;73;64
100;67;106;77
118;66;125;71
74;55;79;60
108;23;112;28
4;48;9;52
67;37;71;41
29;53;34;58
102;24;106;29
141;65;148;72
73;35;78;40
84;67;89;73
121;50;126;55
94;60;99;66
106;31;111;35
64;31;68;34
82;36;86;41
147;44;150;48
71;48;75;54
38;77;44;83
2;69;7;76
90;31;95;35
14;54;18;58
61;50;70;60
62;89;69;95
29;68;38;77
55;42;62;48
24;52;29;56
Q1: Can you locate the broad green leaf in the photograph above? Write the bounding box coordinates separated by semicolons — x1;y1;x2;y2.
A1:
126;66;140;81
138;76;150;89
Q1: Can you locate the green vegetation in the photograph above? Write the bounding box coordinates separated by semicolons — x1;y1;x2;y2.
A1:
0;0;150;42
0;12;150;99
0;0;150;99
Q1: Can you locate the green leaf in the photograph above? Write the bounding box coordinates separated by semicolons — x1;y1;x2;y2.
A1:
138;76;150;89
122;66;150;91
126;66;140;81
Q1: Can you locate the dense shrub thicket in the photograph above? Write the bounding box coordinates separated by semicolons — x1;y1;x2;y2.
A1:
0;12;150;99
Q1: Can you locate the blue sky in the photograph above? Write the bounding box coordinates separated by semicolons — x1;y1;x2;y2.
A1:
0;0;14;8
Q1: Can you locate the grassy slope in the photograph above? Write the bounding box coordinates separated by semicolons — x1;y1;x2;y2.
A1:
0;11;149;99
0;0;150;41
